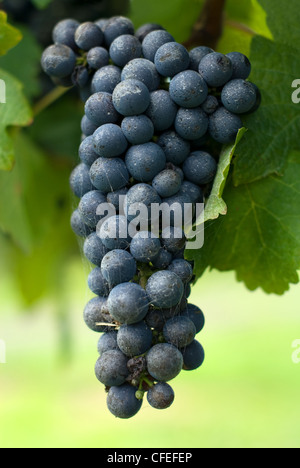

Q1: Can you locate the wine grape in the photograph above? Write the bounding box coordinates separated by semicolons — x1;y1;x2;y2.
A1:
41;12;261;419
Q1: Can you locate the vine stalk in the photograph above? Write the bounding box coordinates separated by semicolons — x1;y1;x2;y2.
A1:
183;0;227;49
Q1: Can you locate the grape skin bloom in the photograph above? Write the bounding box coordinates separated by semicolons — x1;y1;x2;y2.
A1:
40;12;262;419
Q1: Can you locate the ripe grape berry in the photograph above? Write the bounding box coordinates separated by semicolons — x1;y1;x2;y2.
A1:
41;14;261;419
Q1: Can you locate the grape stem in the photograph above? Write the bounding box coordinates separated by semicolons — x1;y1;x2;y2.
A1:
183;0;226;49
142;376;154;388
136;372;154;399
33;86;72;117
95;323;119;328
225;19;256;36
138;263;154;289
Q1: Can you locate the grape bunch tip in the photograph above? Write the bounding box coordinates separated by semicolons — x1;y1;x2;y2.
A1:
41;15;261;419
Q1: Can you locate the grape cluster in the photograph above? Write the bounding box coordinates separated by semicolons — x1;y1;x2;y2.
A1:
41;15;261;419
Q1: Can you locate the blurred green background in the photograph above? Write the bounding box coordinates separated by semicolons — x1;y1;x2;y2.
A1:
0;0;299;449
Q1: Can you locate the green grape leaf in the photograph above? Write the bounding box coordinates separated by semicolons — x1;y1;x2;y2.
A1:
130;0;270;55
0;25;42;99
189;0;300;295
0;11;22;56
8;210;77;306
129;0;204;43
187;151;300;295
225;0;272;38
258;0;298;46
218;0;272;57
233;0;300;185
0;69;33;171
204;128;246;222
0;132;78;305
